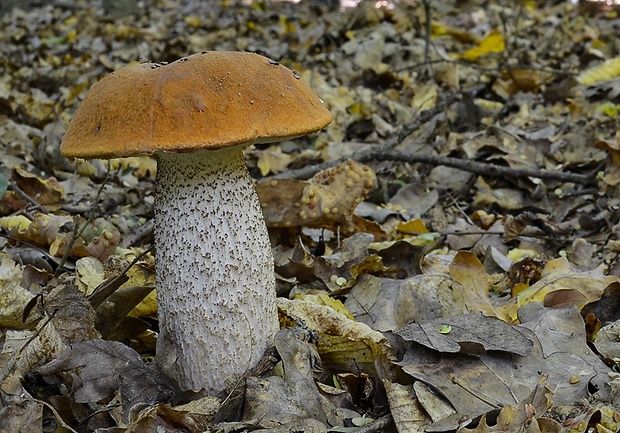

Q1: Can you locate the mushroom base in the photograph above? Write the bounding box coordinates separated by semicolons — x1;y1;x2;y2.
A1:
155;148;278;394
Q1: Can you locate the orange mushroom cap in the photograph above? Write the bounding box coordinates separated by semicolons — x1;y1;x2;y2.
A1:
61;51;333;159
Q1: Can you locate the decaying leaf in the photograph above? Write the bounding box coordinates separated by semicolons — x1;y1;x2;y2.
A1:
277;233;388;293
345;274;465;332
594;132;620;187
578;58;620;85
94;257;156;341
3;275;100;378
277;298;395;380
120;403;205;433
0;398;44;433
449;251;511;322
43;276;100;344
12;167;63;207
413;381;456;424
255;145;295;176
257;160;377;234
38;339;175;416
397;305;611;427
501;257;619;322
517;304;611;402
243;328;332;428
383;381;427;433
395;313;533;356
0;256;36;328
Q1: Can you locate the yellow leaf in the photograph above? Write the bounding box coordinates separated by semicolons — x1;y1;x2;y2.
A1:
129;288;158;318
430;22;450;37
277;298;395;377
511;282;529;296
506;248;539;261
256;146;294;176
595;102;620;117
455;29;505;62
295;293;354;320
0;215;32;233
431;21;478;43
578;58;620;85
397;219;429;235
184;15;201;28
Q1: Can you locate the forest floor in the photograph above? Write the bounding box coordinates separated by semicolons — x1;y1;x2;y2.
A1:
1;0;620;432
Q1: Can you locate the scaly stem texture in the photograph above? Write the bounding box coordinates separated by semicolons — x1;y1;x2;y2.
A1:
155;148;278;394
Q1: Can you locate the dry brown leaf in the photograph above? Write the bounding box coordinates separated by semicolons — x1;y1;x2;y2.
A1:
243;328;332;428
345;274;465;331
257;160;377;234
12;167;63;207
38;339;173;411
449;251;511;321
0;256;35;328
395;313;533;356
578;58;620;85
383;381;427;433
594;132;620;187
500;257;619;322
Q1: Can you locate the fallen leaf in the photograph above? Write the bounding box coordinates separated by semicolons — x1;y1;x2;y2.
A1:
501;257;619;322
449;251;510;321
578;58;620;85
255;145;295;175
395;313;533;356
277;297;396;380
12;167;63;207
257;160;378;235
38;339;175;412
455;29;505;62
345;274;465;332
243;328;333;428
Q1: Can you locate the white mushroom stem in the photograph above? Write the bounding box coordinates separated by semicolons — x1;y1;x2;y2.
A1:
154;148;278;394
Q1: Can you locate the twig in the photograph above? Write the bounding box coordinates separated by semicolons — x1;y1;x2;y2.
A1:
88;246;153;309
9;180;48;214
422;0;433;77
398;57;575;78
270;147;592;185
394;93;461;144
269;94;461;181
119;219;154;248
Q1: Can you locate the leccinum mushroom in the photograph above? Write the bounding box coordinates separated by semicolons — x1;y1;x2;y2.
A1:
60;51;332;394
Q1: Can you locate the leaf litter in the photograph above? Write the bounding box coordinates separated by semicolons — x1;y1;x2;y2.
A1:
1;0;620;432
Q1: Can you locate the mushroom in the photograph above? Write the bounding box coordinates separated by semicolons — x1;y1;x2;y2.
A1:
60;51;332;394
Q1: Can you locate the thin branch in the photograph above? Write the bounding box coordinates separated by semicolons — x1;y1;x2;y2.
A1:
88;246;153;309
270;147;592;185
9;180;48;214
